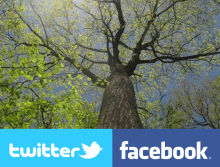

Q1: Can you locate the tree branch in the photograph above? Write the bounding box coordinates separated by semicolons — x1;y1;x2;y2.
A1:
74;38;107;53
112;0;125;62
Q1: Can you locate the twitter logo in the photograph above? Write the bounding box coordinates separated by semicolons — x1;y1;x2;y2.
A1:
79;142;103;159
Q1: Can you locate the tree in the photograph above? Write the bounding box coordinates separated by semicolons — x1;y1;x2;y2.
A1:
0;0;220;128
170;76;220;129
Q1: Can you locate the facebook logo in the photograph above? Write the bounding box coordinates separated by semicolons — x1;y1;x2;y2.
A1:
113;130;220;167
120;141;208;160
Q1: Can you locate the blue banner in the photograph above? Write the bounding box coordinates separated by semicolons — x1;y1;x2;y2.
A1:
1;130;220;167
113;130;219;167
0;130;112;167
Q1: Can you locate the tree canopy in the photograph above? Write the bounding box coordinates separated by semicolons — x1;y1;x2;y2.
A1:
0;0;220;128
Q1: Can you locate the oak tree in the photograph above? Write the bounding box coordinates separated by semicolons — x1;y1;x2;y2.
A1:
1;0;220;128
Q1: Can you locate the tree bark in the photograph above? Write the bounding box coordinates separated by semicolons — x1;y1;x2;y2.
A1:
97;64;143;129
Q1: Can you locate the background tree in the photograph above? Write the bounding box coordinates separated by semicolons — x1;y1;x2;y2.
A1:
169;76;220;129
0;0;220;128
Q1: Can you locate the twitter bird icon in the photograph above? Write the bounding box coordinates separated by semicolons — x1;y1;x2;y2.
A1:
79;142;103;159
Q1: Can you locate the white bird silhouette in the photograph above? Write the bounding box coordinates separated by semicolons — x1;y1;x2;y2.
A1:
79;142;103;159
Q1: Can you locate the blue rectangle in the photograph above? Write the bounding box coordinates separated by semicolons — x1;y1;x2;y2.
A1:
0;130;112;167
2;129;220;167
113;130;220;167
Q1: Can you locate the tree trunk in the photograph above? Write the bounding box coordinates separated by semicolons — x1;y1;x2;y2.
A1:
97;64;143;129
